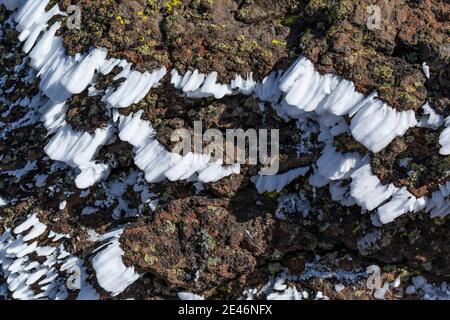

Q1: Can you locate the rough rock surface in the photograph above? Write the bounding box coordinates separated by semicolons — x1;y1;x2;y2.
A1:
1;1;449;300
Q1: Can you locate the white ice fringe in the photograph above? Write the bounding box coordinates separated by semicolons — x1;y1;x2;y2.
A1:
329;181;356;207
171;69;257;99
92;233;139;297
171;70;232;99
3;1;446;223
349;94;418;153
377;188;426;224
118;112;240;183
60;48;108;95
251;167;309;193
44;125;113;188
255;71;284;103
419;103;444;129
350;164;427;224
28;22;64;71
425;181;450;218
6;4;115;189
177;292;205;300
350;164;396;211
38;50;76;103
279;57;418;153
439;117;450;155
0;214;99;300
106;67;166;109
317;145;365;181
13;0;49;33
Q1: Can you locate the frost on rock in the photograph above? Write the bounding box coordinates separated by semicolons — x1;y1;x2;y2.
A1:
278;57;362;118
118;111;240;184
377;188;426;224
0;214;99;300
349;94;418;153
170;68;257;99
350;164;427;223
0;0;449;303
425;181;450;218
255;71;284;103
418;103;444;129
105;67;167;109
60;48;108;95
350;164;396;212
243;257;369;300
98;170;158;219
276;191;311;220
92;230;139;297
278;57;418;153
3;0;442;223
177;292;205;300
329;181;356;207
316;145;364;181
251;167;309;194
44;125;113;189
439;117;450;155
2;1;116;190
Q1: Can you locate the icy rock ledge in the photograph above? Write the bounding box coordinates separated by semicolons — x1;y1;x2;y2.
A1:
251;167;309;193
0;214;99;300
425;181;450;218
44;125;113;189
278;58;418;153
350;164;427;224
171;69;256;99
1;0;448;224
92;230;139;297
105;67;167;109
439;117;450;155
118;111;240;184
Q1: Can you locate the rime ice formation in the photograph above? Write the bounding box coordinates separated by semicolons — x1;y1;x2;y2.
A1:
60;48;108;95
105;68;167;109
349;94;418;153
377;188;426;224
0;214;99;300
426;181;450;218
1;0;449;302
349;164;427;224
171;68;257;98
92;230;139;297
251;167;309;193
102;170;158;219
316;145;364;181
419;103;445;129
350;164;397;211
118;111;241;183
278;58;418;153
329;181;356;207
422;62;430;79
439;117;450;155
177;292;205;300
242;258;371;300
255;71;284;103
1;1;117;188
44;125;113;189
278;58;361;117
0;0;447;231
